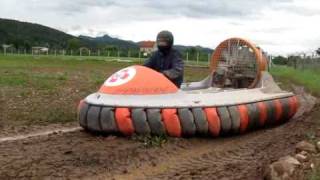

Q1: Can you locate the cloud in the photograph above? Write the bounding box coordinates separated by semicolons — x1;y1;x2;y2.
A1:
0;0;320;55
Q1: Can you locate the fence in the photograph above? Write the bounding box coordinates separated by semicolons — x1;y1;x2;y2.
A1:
287;56;320;71
271;54;320;71
0;48;213;67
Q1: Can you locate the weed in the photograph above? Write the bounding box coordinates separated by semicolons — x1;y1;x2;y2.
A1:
132;135;168;148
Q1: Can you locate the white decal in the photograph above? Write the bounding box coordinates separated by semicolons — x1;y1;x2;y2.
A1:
104;67;136;87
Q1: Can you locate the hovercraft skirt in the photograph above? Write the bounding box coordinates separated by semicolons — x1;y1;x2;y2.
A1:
78;96;299;137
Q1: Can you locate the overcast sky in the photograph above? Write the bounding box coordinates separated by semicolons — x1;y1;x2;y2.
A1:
0;0;319;55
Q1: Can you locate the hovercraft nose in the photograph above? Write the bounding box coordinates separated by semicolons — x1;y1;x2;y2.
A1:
99;65;178;95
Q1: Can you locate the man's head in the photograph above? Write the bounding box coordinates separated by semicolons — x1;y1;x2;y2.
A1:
156;30;174;53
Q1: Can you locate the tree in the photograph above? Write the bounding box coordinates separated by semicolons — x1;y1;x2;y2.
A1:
186;47;197;60
67;38;80;50
272;56;288;65
316;48;320;56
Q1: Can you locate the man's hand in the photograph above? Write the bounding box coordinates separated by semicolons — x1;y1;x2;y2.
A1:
162;70;171;78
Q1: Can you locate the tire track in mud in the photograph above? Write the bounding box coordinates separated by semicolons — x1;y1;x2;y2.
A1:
0;95;316;180
0;113;311;180
0;126;81;143
112;118;309;180
112;90;318;180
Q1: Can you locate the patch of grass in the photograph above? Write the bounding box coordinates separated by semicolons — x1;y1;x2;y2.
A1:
132;135;168;148
305;131;317;143
0;54;211;128
308;165;320;180
0;75;28;86
89;72;106;86
184;66;209;82
270;66;320;97
57;72;68;81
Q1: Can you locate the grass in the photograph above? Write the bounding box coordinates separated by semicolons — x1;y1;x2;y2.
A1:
308;162;320;180
270;65;320;97
132;135;168;148
0;54;208;88
0;54;208;128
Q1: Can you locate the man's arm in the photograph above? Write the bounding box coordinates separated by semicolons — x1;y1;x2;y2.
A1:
162;51;184;79
143;53;156;68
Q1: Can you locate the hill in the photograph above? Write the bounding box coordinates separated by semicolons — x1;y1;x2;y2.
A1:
80;35;139;49
0;18;75;49
0;18;213;53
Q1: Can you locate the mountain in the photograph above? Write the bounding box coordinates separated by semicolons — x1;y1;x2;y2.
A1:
0;18;213;53
175;45;213;54
0;18;76;49
79;34;139;49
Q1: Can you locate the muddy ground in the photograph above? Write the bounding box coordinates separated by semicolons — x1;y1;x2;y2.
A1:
1;57;319;179
0;88;318;180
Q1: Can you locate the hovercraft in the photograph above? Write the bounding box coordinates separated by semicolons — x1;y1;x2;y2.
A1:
78;38;299;137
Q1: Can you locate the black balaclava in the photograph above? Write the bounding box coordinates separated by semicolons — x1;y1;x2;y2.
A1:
156;30;174;54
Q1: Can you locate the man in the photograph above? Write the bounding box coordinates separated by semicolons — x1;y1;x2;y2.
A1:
144;30;184;87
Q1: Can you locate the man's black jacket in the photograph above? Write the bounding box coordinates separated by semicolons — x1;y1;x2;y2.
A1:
144;48;184;87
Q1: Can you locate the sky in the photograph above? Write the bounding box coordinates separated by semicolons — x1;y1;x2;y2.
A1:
0;0;320;55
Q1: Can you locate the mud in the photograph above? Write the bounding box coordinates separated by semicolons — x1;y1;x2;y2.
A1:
0;87;318;180
0;126;81;143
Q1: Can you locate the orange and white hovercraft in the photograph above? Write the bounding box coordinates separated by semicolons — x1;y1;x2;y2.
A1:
78;38;299;137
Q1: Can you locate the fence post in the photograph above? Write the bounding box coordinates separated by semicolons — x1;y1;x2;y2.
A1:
268;55;271;71
186;52;189;63
139;51;141;62
302;54;306;70
197;52;199;65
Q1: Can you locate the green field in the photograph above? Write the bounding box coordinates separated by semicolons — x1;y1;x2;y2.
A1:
270;65;320;97
0;55;209;129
